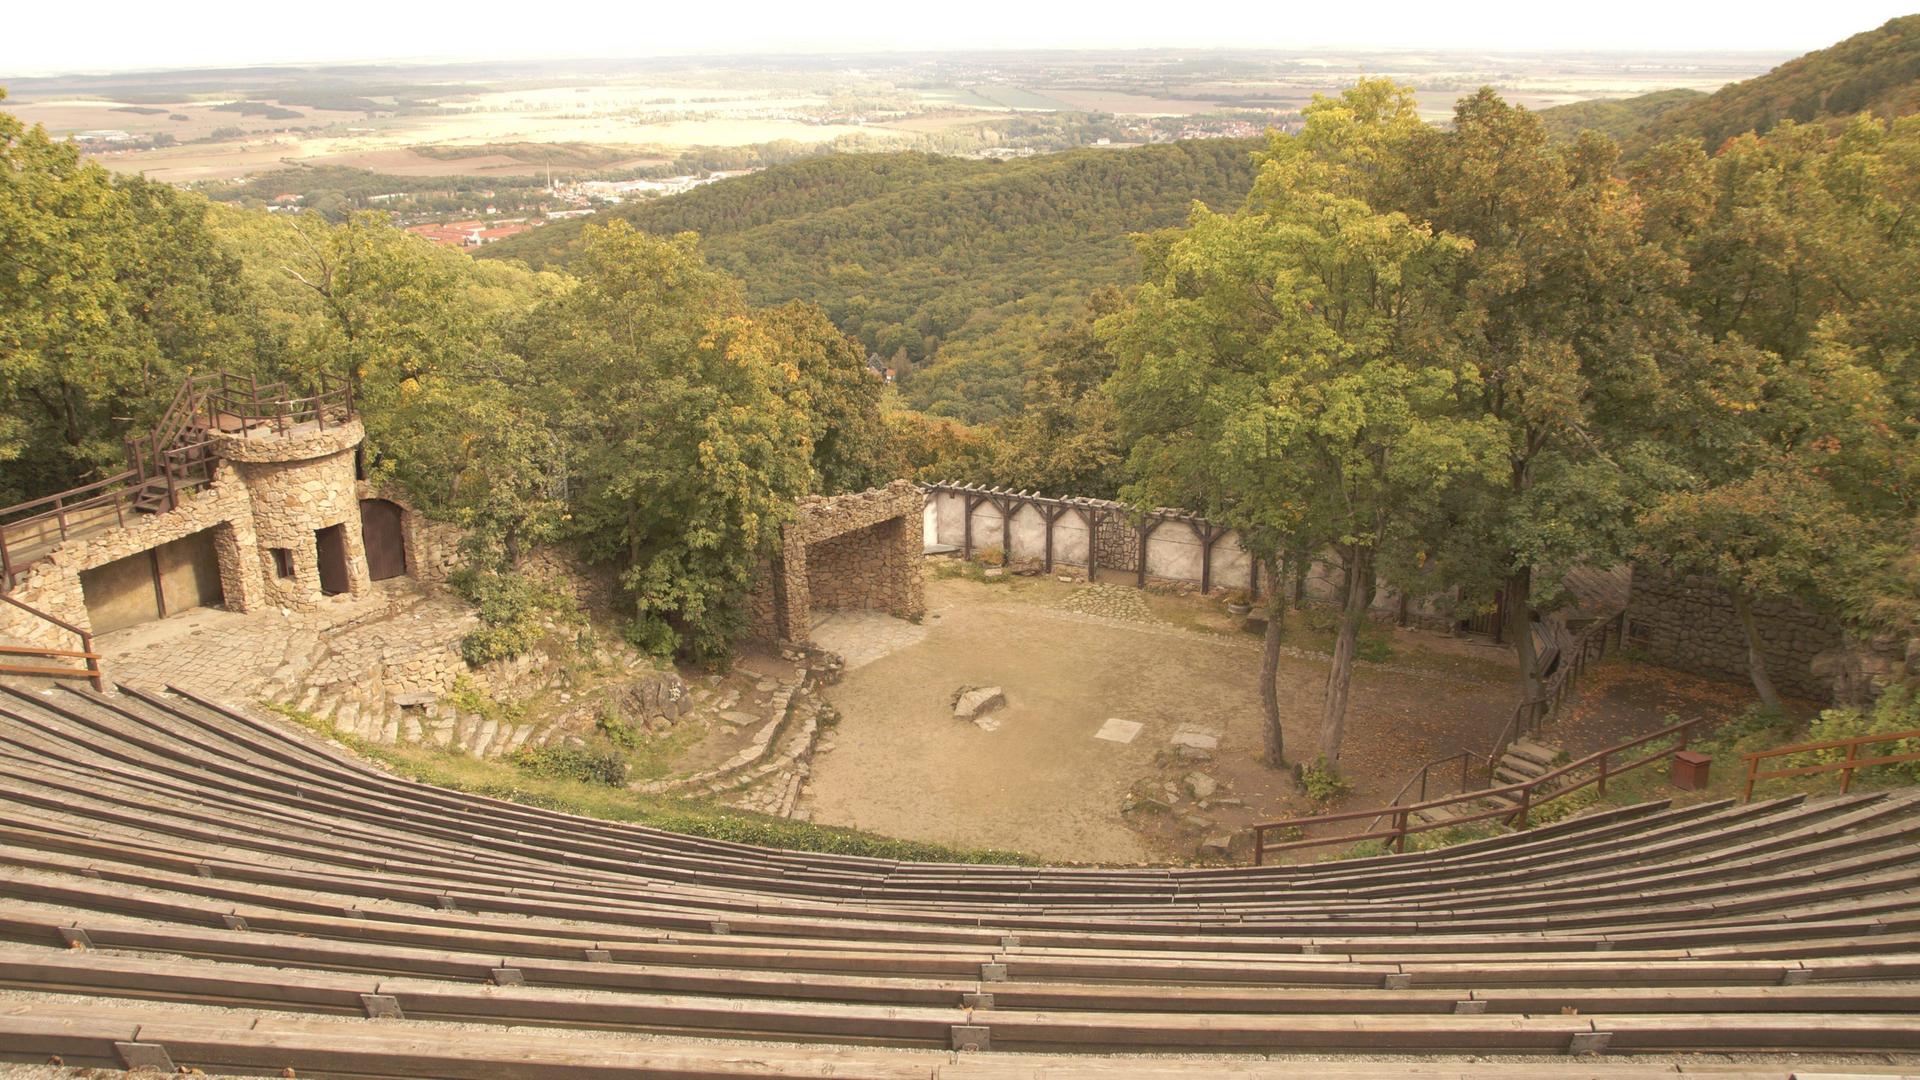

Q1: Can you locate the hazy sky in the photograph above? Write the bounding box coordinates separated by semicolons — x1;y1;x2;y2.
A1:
4;1;1913;74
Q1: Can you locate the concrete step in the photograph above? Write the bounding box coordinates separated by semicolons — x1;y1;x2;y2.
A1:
1508;739;1561;768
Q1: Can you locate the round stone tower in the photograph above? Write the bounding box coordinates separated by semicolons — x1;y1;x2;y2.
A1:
214;418;370;610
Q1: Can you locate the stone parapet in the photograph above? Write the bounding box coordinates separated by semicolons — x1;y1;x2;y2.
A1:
210;418;365;463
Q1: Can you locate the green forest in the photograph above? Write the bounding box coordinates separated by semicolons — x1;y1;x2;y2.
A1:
486;141;1260;422
1537;14;1920;153
6;14;1920;769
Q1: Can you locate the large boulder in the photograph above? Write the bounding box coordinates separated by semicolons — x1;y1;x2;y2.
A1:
951;685;1007;721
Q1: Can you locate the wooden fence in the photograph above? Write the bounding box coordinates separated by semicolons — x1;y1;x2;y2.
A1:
1742;727;1920;800
1253;715;1707;864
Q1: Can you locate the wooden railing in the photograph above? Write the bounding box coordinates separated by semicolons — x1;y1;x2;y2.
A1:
1364;748;1481;835
1251;715;1707;864
0;594;103;691
0;370;356;592
1349;609;1626;846
1741;728;1920;801
1483;611;1625;768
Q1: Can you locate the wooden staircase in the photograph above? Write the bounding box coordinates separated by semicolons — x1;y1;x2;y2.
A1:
1411;739;1565;829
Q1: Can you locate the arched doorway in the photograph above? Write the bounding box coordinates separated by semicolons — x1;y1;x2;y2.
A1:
358;498;408;581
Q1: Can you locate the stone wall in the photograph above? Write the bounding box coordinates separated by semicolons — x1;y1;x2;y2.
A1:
0;464;268;654
1626;564;1846;701
807;519;903;612
1095;514;1140;573
748;481;926;647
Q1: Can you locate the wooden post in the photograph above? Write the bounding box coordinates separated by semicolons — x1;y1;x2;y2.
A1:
1742;755;1759;803
1515;785;1531;829
80;630;103;692
1459;752;1470;794
1840;740;1861;794
1135;518;1165;588
1597;753;1609;797
1041;504;1067;574
1253;828;1265;867
998;496;1012;559
961;492;979;560
1392;809;1409;853
1197;523;1216;596
1086;508;1099;578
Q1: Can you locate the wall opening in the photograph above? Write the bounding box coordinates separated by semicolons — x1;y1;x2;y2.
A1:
79;528;226;635
315;524;350;596
358;498;408;581
270;548;295;579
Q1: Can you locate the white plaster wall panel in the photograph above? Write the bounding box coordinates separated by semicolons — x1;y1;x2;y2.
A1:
1144;522;1207;581
1212;533;1254;592
935;492;967;547
967;505;1007;554
1051;517;1091;567
1007;504;1048;562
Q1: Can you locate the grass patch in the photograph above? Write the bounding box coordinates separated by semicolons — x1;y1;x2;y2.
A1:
259;701;1032;865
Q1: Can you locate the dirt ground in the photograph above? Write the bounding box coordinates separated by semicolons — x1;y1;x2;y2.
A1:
804;573;1531;864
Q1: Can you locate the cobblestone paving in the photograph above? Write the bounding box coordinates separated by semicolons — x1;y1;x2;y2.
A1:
99;582;472;704
1055;583;1155;623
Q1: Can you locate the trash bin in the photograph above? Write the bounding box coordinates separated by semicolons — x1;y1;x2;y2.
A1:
1670;750;1711;791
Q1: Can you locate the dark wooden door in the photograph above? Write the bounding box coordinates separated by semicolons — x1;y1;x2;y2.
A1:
359;499;407;581
315;524;350;596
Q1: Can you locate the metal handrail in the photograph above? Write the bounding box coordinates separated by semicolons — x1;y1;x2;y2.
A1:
1483;611;1625;766
1364;748;1482;834
0;593;103;690
1741;727;1920;801
1251;714;1706;864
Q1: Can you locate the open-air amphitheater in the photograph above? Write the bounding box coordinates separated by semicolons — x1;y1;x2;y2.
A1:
1;375;1919;1077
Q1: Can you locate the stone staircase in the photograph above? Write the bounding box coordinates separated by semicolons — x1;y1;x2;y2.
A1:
1410;738;1564;829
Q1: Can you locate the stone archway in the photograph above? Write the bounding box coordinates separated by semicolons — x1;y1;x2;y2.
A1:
748;481;926;647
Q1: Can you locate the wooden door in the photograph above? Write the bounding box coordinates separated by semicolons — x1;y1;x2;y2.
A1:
358;499;407;581
315;524;350;596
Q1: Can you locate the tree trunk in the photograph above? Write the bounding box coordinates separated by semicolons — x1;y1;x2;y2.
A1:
504;524;523;570
1318;546;1375;765
1505;566;1540;702
1260;555;1286;767
1733;590;1785;714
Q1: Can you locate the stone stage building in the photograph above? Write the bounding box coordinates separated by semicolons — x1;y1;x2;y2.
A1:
0;407;430;661
747;480;927;648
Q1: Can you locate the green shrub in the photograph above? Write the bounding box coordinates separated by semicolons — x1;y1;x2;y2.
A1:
1300;758;1351;806
1799;685;1920;786
596;709;641;751
622;614;681;658
450;567;575;665
512;744;630;786
1357;632;1393;663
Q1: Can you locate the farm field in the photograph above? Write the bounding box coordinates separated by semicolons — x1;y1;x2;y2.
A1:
0;47;1789;183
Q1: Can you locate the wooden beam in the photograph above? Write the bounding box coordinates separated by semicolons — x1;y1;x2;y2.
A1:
1136;518;1166;588
1196;523;1221;597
